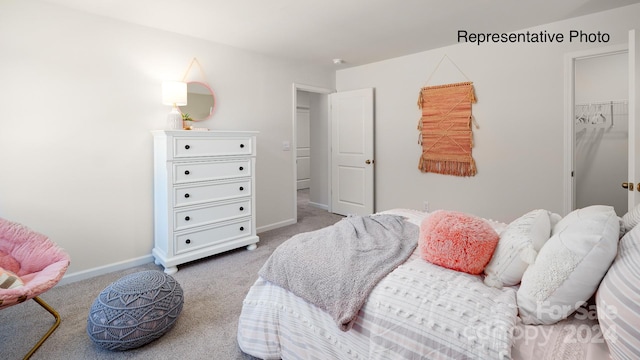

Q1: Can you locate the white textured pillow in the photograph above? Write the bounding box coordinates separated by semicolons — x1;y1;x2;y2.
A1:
596;223;640;360
552;204;618;235
622;202;640;233
549;212;562;229
518;205;620;325
484;209;551;288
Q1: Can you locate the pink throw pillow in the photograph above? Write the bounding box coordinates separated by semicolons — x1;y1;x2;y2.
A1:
419;210;499;275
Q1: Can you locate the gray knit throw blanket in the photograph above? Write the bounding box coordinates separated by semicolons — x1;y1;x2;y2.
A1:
258;214;419;331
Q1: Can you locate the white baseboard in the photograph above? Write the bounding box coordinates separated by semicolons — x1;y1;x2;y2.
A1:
58;254;155;286
309;201;328;211
59;218;304;286
257;218;296;233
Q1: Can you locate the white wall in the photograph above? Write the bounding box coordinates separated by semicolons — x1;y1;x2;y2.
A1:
336;4;640;223
0;0;334;280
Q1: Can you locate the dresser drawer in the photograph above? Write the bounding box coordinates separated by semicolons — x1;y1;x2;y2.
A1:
174;159;251;184
174;137;253;158
174;200;251;231
174;179;251;206
175;219;253;254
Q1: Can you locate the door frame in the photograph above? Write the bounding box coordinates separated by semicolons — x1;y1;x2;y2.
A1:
563;44;628;215
292;83;333;223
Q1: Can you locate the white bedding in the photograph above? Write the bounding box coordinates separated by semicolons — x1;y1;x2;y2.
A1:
238;256;518;359
238;209;518;359
237;209;610;360
512;312;610;360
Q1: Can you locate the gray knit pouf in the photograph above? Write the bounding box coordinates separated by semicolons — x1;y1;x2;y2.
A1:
87;270;184;351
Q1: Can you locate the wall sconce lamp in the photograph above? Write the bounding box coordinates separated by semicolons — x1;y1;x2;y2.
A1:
162;81;187;129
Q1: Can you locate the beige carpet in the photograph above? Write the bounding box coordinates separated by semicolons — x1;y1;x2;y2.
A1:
0;190;343;360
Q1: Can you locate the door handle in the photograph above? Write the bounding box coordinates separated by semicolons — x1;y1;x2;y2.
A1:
365;159;373;165
623;182;635;191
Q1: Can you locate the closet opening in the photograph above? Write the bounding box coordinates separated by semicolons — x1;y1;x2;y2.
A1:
565;45;629;216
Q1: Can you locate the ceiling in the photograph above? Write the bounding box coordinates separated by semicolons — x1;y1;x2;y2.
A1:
42;0;640;68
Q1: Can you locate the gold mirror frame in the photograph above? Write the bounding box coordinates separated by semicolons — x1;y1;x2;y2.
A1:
179;58;217;121
179;81;216;121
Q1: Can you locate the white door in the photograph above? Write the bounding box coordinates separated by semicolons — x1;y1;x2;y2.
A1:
330;88;374;216
628;29;640;210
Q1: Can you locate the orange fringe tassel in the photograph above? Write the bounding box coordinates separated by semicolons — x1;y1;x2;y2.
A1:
418;156;477;177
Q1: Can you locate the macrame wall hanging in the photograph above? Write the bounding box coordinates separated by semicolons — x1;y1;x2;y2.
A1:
417;55;478;177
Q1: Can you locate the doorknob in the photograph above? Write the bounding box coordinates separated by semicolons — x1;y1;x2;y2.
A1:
365;159;373;165
623;182;635;191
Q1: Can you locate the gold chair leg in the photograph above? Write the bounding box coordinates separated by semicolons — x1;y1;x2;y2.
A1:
23;296;61;360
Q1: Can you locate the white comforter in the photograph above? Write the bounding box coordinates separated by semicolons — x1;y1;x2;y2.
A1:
237;209;518;359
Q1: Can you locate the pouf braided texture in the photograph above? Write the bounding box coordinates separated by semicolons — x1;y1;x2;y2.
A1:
87;270;184;350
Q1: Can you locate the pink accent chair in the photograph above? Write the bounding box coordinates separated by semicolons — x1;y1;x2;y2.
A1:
0;218;71;359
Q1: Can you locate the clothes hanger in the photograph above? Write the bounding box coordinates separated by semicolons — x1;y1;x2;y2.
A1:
576;104;588;124
591;104;606;124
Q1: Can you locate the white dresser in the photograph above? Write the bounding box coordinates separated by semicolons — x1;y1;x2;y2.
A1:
152;130;259;274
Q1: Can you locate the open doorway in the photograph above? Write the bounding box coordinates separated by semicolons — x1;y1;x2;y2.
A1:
574;52;628;216
292;84;332;223
565;45;629;216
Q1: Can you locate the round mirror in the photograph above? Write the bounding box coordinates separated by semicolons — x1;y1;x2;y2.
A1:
179;81;216;121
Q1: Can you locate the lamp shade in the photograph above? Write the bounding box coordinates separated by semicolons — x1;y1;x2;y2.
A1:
162;81;188;106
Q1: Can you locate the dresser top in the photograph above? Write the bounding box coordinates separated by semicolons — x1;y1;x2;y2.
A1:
152;130;259;137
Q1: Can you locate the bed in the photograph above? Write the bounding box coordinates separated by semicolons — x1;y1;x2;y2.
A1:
237;206;640;360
